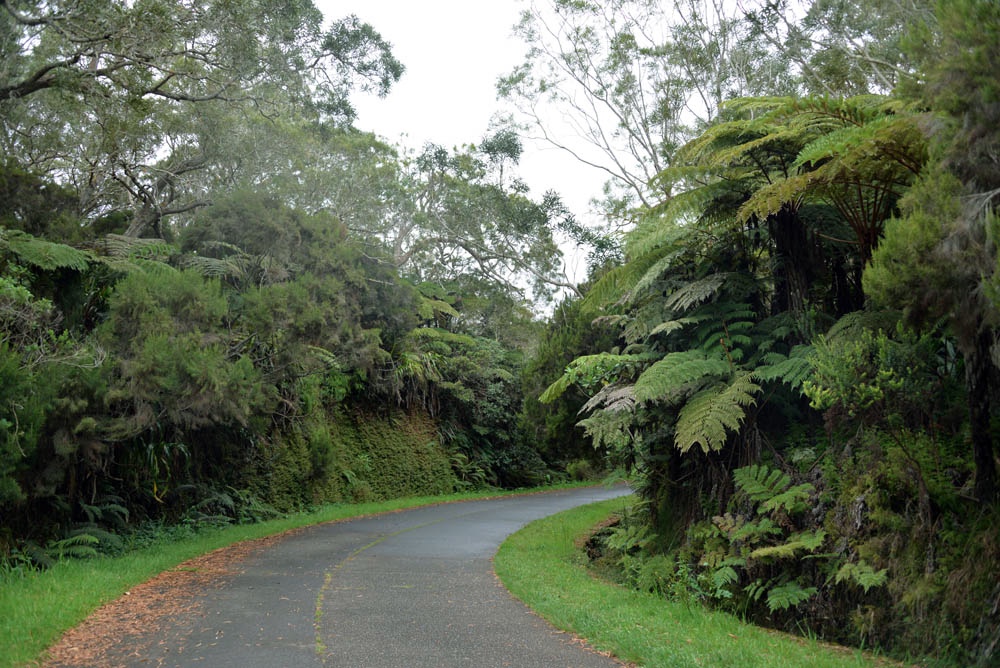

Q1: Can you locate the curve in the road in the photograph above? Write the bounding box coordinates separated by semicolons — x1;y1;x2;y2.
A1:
51;485;631;668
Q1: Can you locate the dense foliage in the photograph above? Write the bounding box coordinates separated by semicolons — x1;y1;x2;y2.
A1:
0;0;587;569
527;1;999;665
1;1;998;666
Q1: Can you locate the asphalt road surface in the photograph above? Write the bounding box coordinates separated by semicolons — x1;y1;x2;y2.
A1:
89;486;631;668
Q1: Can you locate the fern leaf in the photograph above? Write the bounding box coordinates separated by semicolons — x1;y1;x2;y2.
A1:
541;353;654;403
539;374;572;404
733;464;791;502
753;345;815;390
633;351;730;406
674;372;760;453
759;482;815;515
766;581;817;612
663;274;729;313
581;383;636;414
2;230;91;271
649;316;704;338
834;561;888;593
750;530;826;560
577;408;636;451
730;517;783;543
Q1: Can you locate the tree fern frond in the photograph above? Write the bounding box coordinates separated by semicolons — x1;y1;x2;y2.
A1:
624;216;688;263
753;345;815;390
674;372;760;453
416;295;460;321
540;352;656;403
179;255;238;278
718;96;793;118
628;252;684;303
581;383;636;414
577;408;636;451
580;253;664;313
98;234;174;261
539;373;572;404
664;274;729;313
633;351;731;406
736;172;813;223
1;229;91;271
824;309;902;342
649;316;705;338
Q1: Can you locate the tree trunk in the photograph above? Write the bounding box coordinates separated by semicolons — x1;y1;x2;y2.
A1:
767;205;813;320
965;324;998;504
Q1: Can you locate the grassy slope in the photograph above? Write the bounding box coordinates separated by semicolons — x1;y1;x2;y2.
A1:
495;496;906;668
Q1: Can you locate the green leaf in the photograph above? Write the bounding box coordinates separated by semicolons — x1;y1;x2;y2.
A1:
674;372;759;453
766;581;817;612
2;229;91;271
633;351;730;406
834;561;888;593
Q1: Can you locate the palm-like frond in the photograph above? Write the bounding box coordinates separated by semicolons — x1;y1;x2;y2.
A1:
1;229;91;271
674;371;760;454
633;350;731;406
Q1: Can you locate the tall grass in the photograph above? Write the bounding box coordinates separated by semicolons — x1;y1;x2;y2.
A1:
495;496;906;668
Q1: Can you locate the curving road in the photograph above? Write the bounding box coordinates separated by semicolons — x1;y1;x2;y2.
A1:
83;486;631;668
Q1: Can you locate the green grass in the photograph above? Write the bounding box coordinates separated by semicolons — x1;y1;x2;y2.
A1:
0;486;583;668
495;495;904;668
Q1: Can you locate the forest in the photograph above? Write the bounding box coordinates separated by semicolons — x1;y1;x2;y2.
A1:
1;0;998;665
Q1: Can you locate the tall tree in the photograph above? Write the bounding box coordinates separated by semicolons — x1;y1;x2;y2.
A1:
864;0;1000;502
499;0;792;223
0;0;403;238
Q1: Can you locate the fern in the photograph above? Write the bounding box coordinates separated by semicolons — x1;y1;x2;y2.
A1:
542;352;656;403
577;408;636;452
753;345;815;390
750;530;826;560
648;316;705;338
581;383;636;413
834;561;888;593
766;581;817;612
633;351;730;406
759;483;815;515
663;274;729;313
47;532;99;560
1;229;91;271
674;372;759;453
734;464;792;502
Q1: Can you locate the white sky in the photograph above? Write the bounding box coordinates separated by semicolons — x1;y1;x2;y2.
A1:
316;0;610;283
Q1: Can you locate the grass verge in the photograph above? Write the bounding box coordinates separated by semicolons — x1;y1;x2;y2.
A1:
495;495;905;668
0;485;584;668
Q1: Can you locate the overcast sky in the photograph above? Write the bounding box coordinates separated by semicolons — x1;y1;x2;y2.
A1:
316;0;608;282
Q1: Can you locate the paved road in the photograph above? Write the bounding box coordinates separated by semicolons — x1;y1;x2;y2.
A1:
93;486;631;667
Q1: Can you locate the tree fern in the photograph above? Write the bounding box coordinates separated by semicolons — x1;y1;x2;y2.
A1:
1;229;91;271
674;372;760;453
540;352;656;403
581;383;636;414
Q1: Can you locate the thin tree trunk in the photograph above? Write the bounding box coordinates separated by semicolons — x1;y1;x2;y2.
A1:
966;324;997;503
768;205;812;320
